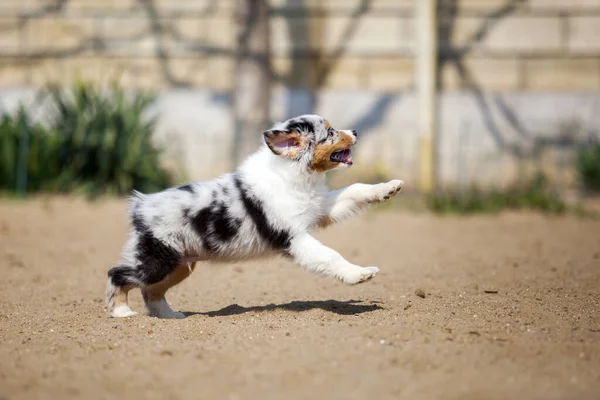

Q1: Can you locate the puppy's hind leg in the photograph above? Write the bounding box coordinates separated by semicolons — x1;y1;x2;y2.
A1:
142;263;196;319
106;264;139;318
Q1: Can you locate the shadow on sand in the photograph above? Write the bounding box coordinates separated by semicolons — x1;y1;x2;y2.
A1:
183;299;384;317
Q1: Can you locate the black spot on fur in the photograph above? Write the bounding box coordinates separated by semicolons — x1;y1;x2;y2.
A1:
287;119;314;134
190;207;219;253
127;211;182;286
132;212;146;233
233;175;291;251
222;186;230;196
108;265;139;287
212;204;242;242
135;226;181;285
189;200;241;252
178;184;195;193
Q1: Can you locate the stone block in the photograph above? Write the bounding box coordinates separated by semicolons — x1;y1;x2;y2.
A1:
0;1;39;16
568;17;600;54
170;17;205;47
323;16;408;54
441;57;521;90
451;16;562;54
166;57;210;87
98;16;152;41
271;16;314;55
62;0;138;12
529;0;600;11
273;14;411;56
318;56;366;89
271;0;414;13
204;56;234;90
26;57;117;86
26;16;97;53
366;57;414;90
205;15;236;50
524;58;600;91
0;59;29;87
124;57;166;89
455;0;524;12
272;56;313;88
151;0;233;15
24;56;184;89
99;36;160;56
0;18;23;51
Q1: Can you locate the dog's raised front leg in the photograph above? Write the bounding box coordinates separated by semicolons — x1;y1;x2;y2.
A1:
288;233;379;284
317;179;404;228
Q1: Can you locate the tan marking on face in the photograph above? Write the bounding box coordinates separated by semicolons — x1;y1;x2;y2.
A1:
324;120;332;130
310;131;354;172
317;215;335;229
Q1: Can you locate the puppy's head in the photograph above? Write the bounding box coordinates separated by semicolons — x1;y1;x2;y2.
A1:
263;114;357;172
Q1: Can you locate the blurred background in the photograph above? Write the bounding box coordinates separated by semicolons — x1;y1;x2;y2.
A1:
1;0;599;212
2;4;600;398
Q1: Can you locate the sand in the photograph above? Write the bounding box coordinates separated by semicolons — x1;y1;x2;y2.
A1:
1;197;599;400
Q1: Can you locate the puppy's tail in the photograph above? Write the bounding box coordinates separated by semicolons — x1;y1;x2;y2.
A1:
127;190;146;219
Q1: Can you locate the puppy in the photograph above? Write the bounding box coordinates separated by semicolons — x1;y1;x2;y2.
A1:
105;114;404;318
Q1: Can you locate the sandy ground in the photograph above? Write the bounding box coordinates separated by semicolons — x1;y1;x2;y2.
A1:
0;197;599;400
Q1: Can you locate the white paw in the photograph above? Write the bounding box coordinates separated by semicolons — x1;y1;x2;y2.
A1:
111;305;138;318
160;311;186;319
340;266;380;285
149;311;187;319
370;179;404;203
146;299;187;319
171;311;187;319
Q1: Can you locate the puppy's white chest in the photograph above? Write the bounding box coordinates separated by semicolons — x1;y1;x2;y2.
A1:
269;188;324;226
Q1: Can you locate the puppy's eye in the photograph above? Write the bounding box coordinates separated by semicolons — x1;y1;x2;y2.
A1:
327;129;334;137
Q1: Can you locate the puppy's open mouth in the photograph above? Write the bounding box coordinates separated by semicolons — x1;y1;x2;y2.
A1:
330;148;353;165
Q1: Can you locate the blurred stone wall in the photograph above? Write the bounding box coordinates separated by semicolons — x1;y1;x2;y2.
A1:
1;0;599;91
1;0;600;188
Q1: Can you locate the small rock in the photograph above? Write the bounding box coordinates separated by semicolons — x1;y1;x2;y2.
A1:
468;330;480;336
160;350;173;356
147;330;153;334
415;289;426;298
403;302;412;310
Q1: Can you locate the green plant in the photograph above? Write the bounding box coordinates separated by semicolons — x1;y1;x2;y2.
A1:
427;174;567;215
577;140;600;193
0;82;173;197
0;106;61;195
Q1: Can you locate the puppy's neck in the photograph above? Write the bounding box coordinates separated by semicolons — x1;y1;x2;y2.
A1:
239;146;326;189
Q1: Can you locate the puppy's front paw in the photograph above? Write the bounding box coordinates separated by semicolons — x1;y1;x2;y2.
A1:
340;266;380;285
369;179;404;203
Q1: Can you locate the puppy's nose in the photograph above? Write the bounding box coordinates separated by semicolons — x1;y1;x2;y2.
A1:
351;130;358;137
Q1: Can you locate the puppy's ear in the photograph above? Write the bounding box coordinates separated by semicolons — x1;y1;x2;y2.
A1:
263;129;306;158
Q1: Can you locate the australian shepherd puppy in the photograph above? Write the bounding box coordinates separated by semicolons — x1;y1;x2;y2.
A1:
105;114;404;318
